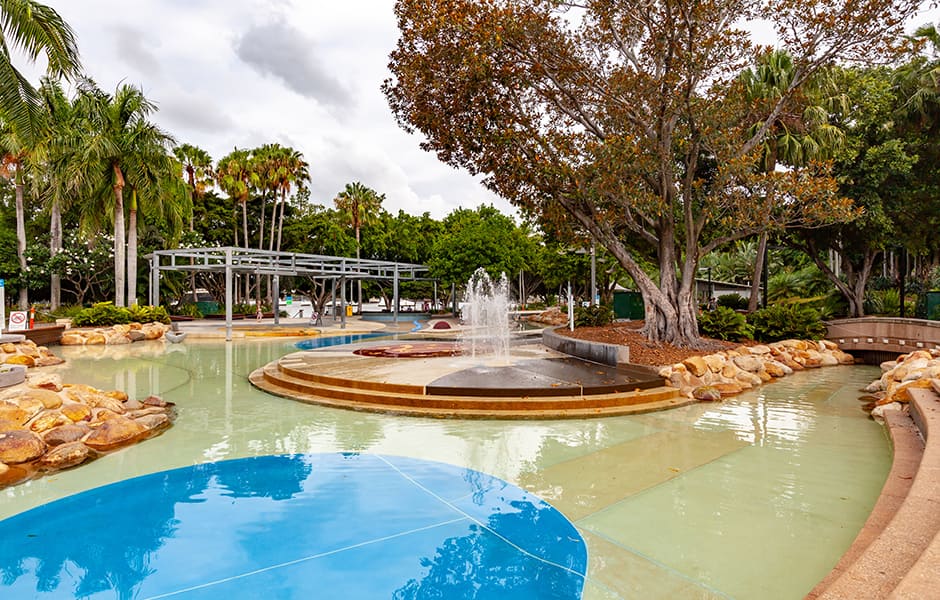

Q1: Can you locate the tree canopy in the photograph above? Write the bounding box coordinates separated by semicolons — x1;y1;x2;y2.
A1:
384;0;919;345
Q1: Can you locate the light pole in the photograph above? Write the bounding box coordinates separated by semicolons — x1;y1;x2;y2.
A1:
590;242;597;306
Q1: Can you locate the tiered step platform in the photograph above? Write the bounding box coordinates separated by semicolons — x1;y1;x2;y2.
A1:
249;343;686;419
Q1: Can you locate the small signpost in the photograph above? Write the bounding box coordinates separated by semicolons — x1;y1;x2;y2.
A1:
0;278;4;333
8;310;27;332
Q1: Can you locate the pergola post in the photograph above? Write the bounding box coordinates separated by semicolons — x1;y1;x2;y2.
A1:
273;275;280;325
393;265;400;324
225;248;233;342
149;255;159;307
340;260;347;330
331;278;337;323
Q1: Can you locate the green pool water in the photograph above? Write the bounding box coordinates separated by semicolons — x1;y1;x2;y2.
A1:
0;339;890;599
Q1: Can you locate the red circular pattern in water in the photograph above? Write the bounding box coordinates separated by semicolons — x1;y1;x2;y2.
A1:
353;342;463;358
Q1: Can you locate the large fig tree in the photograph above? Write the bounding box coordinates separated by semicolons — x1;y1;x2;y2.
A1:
384;0;917;346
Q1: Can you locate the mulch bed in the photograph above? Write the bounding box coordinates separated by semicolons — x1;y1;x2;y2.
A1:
558;321;746;368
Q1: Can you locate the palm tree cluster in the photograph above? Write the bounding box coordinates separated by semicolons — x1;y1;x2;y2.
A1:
4;78;183;309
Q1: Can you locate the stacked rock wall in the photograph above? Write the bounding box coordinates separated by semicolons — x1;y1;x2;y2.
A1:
0;371;175;487
863;349;940;418
2;339;65;367
60;322;169;346
658;339;856;400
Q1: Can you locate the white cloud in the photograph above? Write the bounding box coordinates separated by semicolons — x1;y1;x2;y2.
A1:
38;0;511;221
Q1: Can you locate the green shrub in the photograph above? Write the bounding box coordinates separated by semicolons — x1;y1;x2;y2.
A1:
574;304;614;327
128;304;171;324
49;304;86;319
716;293;749;310
72;302;171;327
171;303;203;318
698;306;753;341
72;302;132;327
747;304;827;342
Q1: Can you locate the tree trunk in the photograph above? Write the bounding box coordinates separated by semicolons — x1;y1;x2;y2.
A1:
241;197;249;303
748;231;768;312
269;192;278;251
276;189;287;252
356;225;363;314
113;164;126;308
50;198;62;310
14;175;27;309
804;242;876;318
127;189;138;307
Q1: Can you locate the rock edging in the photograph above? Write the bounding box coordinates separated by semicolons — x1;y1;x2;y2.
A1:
1;338;65;368
0;370;175;487
657;339;856;400
861;349;940;419
60;321;170;346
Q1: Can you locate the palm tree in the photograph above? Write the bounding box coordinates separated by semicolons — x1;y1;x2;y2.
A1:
334;182;383;314
0;0;81;147
216;148;255;250
276;148;308;252
740;50;845;310
35;78;80;310
173;143;213;229
72;81;173;307
216;148;258;302
174;143;213;299
124;142;180;306
0;121;30;308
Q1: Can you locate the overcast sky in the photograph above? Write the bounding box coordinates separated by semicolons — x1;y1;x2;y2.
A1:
35;1;940;220
36;0;514;220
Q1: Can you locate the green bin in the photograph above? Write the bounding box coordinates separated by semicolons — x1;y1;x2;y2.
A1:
926;291;940;320
613;291;644;320
195;301;219;315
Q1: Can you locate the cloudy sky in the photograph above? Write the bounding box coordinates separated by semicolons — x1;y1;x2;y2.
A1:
37;0;514;220
33;1;940;220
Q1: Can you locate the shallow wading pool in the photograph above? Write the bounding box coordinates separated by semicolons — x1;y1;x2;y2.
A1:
0;339;889;599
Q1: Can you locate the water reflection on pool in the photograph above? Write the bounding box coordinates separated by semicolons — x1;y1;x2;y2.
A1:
0;339;890;599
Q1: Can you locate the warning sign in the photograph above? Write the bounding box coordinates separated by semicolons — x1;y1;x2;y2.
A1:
8;311;27;331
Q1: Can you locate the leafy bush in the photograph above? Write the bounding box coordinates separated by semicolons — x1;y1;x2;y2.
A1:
72;302;171;327
716;293;748;310
72;302;132;327
49;304;86;319
698;306;753;341
865;288;900;316
128;304;171;324
574;304;614;327
170;303;203;318
747;304;827;342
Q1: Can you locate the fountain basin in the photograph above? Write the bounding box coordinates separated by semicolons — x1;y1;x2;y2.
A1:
249;340;682;419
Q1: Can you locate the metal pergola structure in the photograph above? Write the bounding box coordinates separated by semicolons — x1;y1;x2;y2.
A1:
146;247;430;341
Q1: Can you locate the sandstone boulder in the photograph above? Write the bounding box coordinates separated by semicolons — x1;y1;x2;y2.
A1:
37;441;91;470
0;430;46;463
4;354;34;367
692;386;722;401
43;423;90;446
60;402;92;422
733;355;763;373
135;413;170;432
82;416;146;451
682;356;709;377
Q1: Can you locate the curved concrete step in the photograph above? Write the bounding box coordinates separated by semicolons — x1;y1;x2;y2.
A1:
249;363;687;419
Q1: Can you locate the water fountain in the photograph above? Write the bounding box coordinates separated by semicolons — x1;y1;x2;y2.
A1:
461;268;512;363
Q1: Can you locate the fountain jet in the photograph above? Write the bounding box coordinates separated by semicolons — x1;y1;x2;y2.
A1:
461;268;512;364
